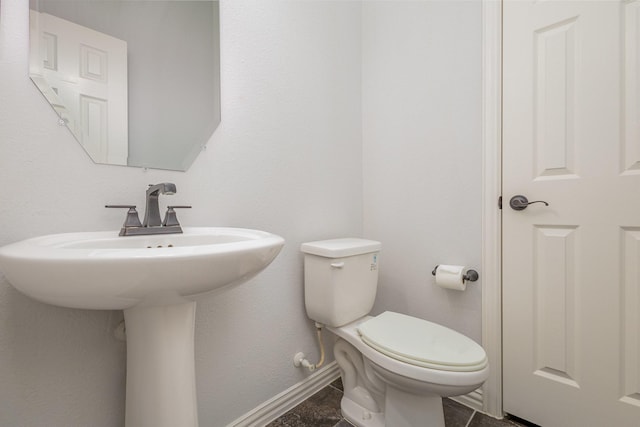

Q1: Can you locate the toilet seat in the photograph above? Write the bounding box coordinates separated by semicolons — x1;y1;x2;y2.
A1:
357;311;487;372
327;316;489;389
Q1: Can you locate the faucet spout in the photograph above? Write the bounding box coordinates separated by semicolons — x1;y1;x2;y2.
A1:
143;183;177;227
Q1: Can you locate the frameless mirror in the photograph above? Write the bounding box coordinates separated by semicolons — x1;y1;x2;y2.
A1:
29;0;220;171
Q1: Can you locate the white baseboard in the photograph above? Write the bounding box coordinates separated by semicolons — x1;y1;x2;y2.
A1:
451;388;484;412
227;362;341;427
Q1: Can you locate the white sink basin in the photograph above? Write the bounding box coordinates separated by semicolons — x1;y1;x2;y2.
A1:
0;226;285;427
0;227;284;310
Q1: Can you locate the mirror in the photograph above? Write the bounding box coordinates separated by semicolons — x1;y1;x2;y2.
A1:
29;0;221;171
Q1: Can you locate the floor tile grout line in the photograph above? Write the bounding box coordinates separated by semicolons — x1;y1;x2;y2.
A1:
464;410;477;427
328;384;342;393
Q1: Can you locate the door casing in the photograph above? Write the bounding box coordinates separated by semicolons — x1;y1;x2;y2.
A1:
480;0;502;418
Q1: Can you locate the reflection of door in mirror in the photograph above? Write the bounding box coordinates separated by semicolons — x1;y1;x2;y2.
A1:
29;11;128;165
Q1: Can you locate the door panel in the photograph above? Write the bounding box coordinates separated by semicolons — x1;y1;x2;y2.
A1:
503;1;640;425
623;0;640;173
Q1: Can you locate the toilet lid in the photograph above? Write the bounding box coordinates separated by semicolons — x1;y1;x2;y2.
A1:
357;311;488;372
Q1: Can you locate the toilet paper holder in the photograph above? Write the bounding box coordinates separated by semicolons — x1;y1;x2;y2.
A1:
431;265;479;283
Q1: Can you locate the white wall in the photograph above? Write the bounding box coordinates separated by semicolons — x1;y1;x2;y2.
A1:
0;1;362;425
0;0;484;425
362;1;483;342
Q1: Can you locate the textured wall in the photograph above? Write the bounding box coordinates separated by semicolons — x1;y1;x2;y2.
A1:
362;1;484;342
0;1;362;425
0;0;484;425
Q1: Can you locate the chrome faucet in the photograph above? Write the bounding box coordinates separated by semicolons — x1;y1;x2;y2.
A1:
143;182;177;227
106;183;191;236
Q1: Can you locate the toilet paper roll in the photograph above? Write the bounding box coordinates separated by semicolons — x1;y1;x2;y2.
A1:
434;265;466;291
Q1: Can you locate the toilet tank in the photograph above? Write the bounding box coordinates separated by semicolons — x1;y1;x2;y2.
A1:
301;238;381;327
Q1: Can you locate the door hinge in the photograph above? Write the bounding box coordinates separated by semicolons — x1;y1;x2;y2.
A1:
498;196;503;209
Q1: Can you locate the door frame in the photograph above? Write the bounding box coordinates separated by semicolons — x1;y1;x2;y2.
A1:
481;0;503;418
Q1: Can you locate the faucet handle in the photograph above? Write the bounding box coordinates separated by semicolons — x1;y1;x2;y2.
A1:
163;206;192;227
105;205;143;229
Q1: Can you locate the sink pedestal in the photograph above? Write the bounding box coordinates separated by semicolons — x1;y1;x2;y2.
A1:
124;299;198;427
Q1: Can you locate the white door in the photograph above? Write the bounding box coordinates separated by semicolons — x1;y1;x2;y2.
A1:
503;0;640;425
29;11;128;165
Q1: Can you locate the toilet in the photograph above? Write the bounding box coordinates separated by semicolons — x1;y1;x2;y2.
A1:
301;238;489;427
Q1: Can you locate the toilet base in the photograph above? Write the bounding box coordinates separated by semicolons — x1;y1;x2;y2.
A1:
341;388;444;427
341;395;384;427
385;386;444;427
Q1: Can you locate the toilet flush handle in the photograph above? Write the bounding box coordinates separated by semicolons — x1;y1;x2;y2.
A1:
331;262;345;269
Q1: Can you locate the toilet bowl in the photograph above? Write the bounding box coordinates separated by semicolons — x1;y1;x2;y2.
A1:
301;238;489;427
328;313;489;427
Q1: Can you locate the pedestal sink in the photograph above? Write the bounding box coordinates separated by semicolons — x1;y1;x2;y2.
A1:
0;227;285;427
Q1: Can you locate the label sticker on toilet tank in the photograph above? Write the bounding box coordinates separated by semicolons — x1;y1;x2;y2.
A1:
370;254;378;271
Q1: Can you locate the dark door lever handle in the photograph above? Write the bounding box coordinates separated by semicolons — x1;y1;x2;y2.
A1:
509;195;549;211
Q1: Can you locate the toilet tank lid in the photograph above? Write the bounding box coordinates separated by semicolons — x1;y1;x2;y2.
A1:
301;238;381;258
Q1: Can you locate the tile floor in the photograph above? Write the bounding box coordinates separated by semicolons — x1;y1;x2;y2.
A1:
267;379;534;427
